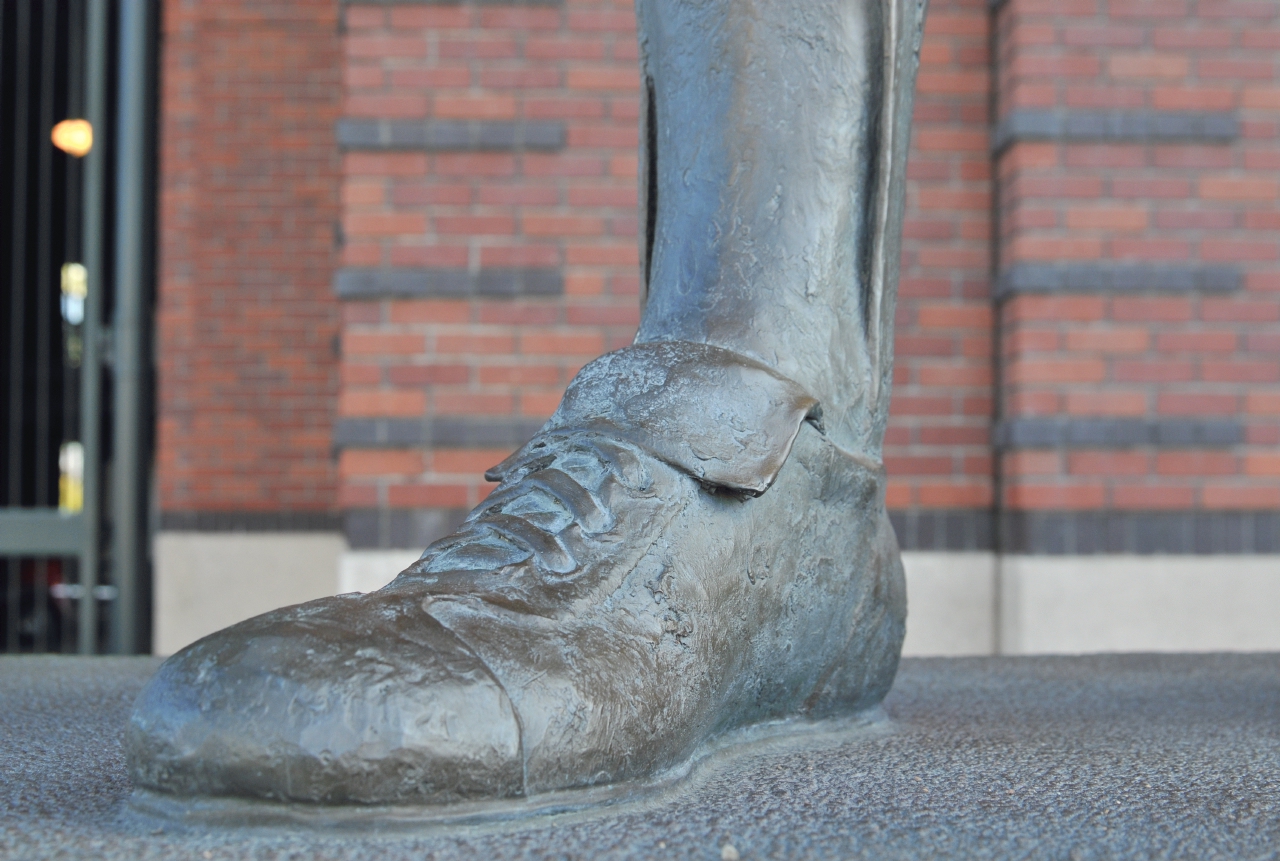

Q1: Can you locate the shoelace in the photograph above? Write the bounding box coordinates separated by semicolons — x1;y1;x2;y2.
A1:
415;431;654;580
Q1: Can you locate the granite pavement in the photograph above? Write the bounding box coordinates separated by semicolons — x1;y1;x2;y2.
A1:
2;653;1278;860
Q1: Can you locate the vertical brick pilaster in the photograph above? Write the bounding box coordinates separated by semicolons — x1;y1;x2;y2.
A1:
337;0;642;550
158;0;342;526
993;0;1280;548
887;0;997;546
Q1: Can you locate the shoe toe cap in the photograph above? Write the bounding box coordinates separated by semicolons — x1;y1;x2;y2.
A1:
126;592;524;804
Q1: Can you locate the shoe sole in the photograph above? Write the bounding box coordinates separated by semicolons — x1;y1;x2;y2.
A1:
126;706;890;838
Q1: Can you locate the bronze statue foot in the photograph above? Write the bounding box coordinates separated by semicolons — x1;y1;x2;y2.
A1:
127;341;905;804
128;0;927;806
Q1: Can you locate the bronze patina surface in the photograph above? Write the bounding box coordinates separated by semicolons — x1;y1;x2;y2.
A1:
127;0;929;805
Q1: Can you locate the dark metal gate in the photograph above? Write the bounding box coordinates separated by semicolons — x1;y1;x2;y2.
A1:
0;0;155;654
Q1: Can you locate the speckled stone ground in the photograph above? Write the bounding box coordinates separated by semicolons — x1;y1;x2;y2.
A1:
2;653;1277;860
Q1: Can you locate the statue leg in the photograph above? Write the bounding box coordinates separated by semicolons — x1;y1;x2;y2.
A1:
637;0;914;457
126;0;926;806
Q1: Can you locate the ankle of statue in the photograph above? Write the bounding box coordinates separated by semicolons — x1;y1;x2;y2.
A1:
487;340;822;497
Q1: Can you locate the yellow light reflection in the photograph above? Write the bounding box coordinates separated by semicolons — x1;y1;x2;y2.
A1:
52;119;93;157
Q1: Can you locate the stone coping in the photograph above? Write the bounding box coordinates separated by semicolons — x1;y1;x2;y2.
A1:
2;653;1277;858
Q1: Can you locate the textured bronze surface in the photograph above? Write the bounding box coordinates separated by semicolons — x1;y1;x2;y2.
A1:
127;0;928;805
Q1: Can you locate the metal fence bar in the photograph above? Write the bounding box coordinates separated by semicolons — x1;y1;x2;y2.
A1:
63;0;87;652
6;1;32;510
34;2;56;508
5;1;32;653
0;0;4;189
79;0;109;655
1;5;5;654
65;0;84;256
111;0;152;654
33;0;61;655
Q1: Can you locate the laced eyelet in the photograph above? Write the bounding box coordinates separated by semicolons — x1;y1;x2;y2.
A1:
419;433;647;581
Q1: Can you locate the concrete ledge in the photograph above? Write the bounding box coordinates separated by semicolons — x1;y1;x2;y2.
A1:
154;532;344;655
3;654;1276;857
339;549;421;594
329;550;1280;658
332;551;1007;655
146;545;1280;659
1000;555;1280;654
901;552;996;657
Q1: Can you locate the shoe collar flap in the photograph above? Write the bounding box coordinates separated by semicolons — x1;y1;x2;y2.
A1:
489;341;820;496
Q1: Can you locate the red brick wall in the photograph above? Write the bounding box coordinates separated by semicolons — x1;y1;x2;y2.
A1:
888;0;995;544
154;0;1278;554
157;1;342;525
995;0;1280;529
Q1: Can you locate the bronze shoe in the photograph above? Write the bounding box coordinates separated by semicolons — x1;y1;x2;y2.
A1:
127;0;927;806
127;341;904;803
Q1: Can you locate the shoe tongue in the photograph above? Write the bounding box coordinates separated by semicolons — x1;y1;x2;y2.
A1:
499;341;819;496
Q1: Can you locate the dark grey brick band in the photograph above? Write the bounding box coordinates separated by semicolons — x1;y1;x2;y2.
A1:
159;511;341;532
344;508;470;550
337;119;565;152
890;509;995;552
343;506;1279;553
334;416;547;449
993;109;1237;153
996;418;1243;449
996;263;1240;300
335;267;562;300
1001;510;1280;555
341;0;559;6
